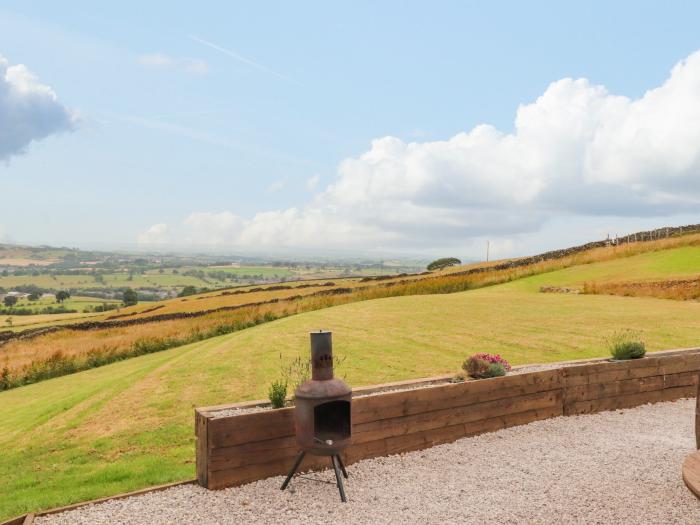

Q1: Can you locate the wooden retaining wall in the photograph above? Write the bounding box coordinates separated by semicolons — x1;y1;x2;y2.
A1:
196;349;700;490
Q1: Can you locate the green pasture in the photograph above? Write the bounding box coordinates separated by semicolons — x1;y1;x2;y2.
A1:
0;266;302;292
5;295;121;313
2;268;700;518
506;245;700;292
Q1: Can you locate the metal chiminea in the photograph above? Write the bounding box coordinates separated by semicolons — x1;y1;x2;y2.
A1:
281;330;352;501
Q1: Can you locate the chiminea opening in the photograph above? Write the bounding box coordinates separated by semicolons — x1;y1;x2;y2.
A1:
314;400;351;442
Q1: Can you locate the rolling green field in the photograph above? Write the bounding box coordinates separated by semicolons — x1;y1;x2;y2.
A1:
3;295;121;312
506;245;700;292
0;265;377;292
0;271;229;290
0;296;124;329
2;244;700;518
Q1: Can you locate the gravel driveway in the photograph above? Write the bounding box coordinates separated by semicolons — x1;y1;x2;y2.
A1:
37;398;700;524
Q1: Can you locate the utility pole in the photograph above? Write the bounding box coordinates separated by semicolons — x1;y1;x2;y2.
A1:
486;240;490;262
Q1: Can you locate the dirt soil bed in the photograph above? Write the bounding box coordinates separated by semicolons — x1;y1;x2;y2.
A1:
37;398;700;524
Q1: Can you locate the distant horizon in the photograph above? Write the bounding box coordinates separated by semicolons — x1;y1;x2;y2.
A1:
4;218;699;264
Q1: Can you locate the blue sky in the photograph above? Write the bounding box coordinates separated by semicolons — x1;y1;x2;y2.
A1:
2;1;700;258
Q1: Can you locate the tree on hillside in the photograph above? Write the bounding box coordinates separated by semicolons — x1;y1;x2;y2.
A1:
427;257;462;271
122;288;138;306
28;292;41;301
56;291;71;303
3;296;18;308
178;285;197;297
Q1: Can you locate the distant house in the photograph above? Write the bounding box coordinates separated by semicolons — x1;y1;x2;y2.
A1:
6;291;29;299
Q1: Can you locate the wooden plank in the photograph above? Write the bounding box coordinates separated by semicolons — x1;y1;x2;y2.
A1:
369;405;562;459
352;390;561;446
565;363;665;387
208;408;294;448
660;384;697;402
0;516;27;525
696;373;700;449
564;384;695;415
352;369;562;425
663;371;699;389
565;371;697;406
565;354;700;387
209;435;298;472
208;390;562;473
207;452;329;490
206;370;561;449
663;355;700;376
22;515;33;525
195;411;209;486
564;375;665;404
683;451;700;499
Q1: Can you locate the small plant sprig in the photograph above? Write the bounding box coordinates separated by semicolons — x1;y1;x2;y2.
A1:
268;379;288;409
607;330;646;360
279;351;347;395
463;353;511;379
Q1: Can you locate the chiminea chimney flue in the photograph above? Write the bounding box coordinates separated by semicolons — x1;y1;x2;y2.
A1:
310;330;333;381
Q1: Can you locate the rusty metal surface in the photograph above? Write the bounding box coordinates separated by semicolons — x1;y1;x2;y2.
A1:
293;330;352;455
310;330;334;381
295;378;352;399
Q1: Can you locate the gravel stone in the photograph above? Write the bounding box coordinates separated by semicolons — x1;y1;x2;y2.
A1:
37;399;700;524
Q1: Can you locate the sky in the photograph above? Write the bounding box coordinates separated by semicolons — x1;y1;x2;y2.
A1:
2;1;700;260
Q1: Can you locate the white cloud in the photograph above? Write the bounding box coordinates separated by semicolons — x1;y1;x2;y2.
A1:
137;223;171;245
137;53;209;75
0;55;76;162
267;178;287;192
306;173;320;191
183;212;243;245
138;49;700;252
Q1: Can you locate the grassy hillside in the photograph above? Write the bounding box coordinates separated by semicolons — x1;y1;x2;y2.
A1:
2;248;700;517
4;235;700;391
507;245;700;292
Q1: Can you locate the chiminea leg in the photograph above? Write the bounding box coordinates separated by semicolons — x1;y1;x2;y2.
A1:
331;455;347;502
281;451;306;491
335;454;348;479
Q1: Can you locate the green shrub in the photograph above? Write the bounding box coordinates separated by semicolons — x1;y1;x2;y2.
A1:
0;367;11;390
464;356;490;378
607;330;646;360
268;380;288;408
462;353;511;379
486;362;506;377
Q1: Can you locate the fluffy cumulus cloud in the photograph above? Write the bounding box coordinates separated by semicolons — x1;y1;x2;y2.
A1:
0;55;76;162
141;50;700;251
137;53;209;75
137;223;171;245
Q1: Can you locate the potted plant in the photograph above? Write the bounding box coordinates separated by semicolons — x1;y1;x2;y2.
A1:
607;330;646;361
268;379;288;408
462;353;512;379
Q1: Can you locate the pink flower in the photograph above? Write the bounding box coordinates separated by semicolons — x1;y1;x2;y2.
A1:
470;353;512;371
